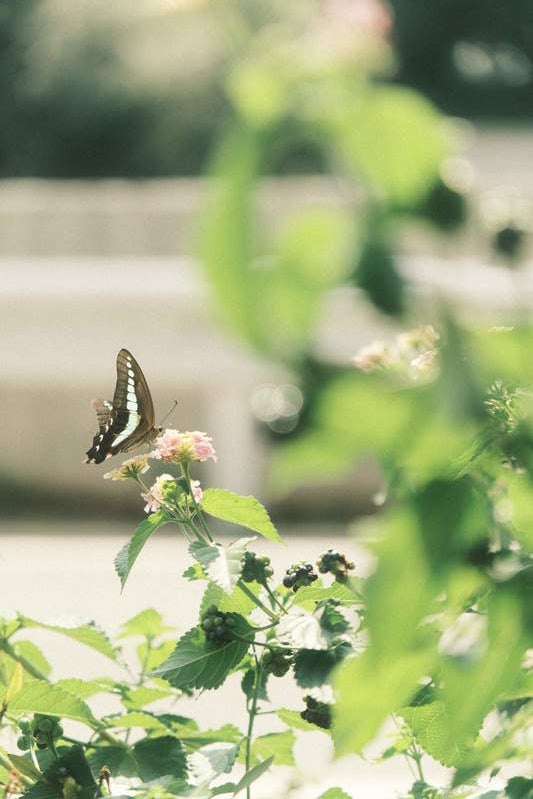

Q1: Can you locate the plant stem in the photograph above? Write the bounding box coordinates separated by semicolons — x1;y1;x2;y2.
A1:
0;640;49;682
263;583;287;614
245;651;262;799
183;463;214;542
237;581;278;621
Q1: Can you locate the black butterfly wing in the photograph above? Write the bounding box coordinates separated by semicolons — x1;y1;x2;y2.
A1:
85;349;156;464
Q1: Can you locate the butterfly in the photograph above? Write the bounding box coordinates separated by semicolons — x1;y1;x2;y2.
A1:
85;348;161;464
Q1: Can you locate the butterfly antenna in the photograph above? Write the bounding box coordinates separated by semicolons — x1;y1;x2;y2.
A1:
158;400;178;427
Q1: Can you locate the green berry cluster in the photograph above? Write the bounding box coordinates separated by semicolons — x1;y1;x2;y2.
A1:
200;605;236;645
262;648;293;677
241;551;274;584
283;562;318;592
17;714;63;751
317;549;355;582
300;696;332;729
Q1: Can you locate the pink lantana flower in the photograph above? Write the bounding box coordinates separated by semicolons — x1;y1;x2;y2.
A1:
151;429;217;465
352;341;396;372
141;473;175;514
103;455;150;481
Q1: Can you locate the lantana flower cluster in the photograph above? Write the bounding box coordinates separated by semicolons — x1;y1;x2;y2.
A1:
104;430;216;514
353;324;439;380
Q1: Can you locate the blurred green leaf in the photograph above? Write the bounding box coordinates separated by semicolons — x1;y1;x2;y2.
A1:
251;730;295;766
355;237;404;317
333;646;434;755
440;588;529;752
202;126;261;346
334;86;447;206
400;701;468;766
118;609;173;639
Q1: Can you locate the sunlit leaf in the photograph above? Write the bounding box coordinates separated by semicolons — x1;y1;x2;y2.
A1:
190;538;255;594
114;510;168;590
201;489;282;543
8;683;98;727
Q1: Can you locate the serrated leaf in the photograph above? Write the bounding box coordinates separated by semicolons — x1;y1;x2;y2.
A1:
251;731;295;767
189;742;240;784
13;641;52;678
399;701;468;767
8;682;98;727
152;622;252;691
201;582;258;618
87;746;137;779
21;782;58;799
177;723;242;750
190;538;255;594
20;618;116;661
133;736;187;782
5;662;23;703
183;563;207;581
293;580;363;607
294;645;351;689
56;678;115;700
114;510;168;590
276;609;329;650
201;489;282;543
118;608;173;639
123;685;172;709
333;647;435;755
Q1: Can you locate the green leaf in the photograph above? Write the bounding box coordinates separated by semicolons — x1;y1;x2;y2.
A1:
505;777;533;798
232;756;274;794
293;580;363;607
19;619;116;661
333;647;434;755
189;742;240;785
114;510;168;590
190;538;255;594
399;701;468;767
318;790;353;799
4;662;23;703
12;642;52;678
87;746;137;779
335;85;447;206
251;731;295;767
201;489;282;543
118;608;173;639
201;126;261;346
8;682;98;727
5;754;43;782
55;678;114;700
294;645;351;689
105;711;169;733
355;237;404;317
152;622;251;691
201;581;258;618
176;723;242;750
137;639;176;672
123;685;172;709
277;709;317;733
133;736;187;782
439;588;529;752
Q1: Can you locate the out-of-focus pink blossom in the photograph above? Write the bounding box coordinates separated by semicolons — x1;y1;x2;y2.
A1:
410;348;439;377
151;429;217;464
191;479;203;503
141;473;175;513
352;340;395;372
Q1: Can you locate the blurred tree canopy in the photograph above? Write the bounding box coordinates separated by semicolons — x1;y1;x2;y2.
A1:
1;0;532;179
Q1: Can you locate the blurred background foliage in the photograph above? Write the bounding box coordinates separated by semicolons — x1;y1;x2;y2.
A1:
1;0;532;179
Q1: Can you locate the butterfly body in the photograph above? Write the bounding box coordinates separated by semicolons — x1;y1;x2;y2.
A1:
85;349;161;464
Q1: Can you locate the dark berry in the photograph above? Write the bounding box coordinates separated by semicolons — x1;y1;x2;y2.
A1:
17;735;30;751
